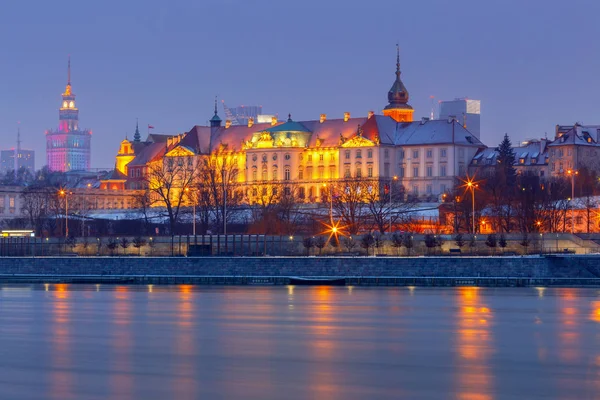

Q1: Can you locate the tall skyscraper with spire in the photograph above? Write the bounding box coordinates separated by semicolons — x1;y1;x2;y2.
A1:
45;57;92;172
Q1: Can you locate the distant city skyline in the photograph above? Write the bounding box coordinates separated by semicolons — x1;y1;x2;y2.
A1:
1;0;599;169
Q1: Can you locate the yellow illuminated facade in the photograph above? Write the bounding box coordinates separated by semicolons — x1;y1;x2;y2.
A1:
115;139;136;176
103;52;485;209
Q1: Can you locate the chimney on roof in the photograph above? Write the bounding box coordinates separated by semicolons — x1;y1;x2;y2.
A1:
421;117;430;124
368;111;374;119
320;114;326;123
248;117;254;128
225;120;231;129
271;116;277;126
344;112;350;122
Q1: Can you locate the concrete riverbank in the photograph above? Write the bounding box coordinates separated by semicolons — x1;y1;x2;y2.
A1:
0;254;599;286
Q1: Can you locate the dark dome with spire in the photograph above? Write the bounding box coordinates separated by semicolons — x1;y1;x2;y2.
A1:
384;46;413;111
210;97;222;128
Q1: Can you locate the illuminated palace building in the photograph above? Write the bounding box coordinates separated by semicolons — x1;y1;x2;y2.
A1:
102;51;485;205
46;58;91;172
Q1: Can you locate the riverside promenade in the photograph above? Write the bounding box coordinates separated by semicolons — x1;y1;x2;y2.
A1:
0;254;599;286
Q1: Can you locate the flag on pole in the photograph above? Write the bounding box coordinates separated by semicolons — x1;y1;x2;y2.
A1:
148;125;155;130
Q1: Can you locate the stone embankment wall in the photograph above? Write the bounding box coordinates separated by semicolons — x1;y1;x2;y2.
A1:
0;255;599;279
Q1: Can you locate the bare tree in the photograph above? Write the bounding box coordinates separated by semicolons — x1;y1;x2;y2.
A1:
143;153;198;234
332;178;369;235
363;179;415;234
196;150;242;233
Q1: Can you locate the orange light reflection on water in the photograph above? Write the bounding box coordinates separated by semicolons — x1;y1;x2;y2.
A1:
109;286;133;398
50;284;72;400
455;287;494;400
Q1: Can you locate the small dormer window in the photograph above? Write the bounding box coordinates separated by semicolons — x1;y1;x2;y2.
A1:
520;158;525;164
588;137;592;143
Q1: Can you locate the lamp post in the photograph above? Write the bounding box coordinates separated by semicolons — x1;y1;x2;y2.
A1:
567;169;578;234
322;183;333;223
220;168;227;236
389;176;398;232
59;190;69;238
466;180;476;234
185;187;196;236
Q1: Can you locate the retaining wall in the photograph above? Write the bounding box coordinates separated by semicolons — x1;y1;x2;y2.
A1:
0;255;598;279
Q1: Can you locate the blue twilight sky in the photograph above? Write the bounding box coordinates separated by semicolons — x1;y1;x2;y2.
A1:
1;0;599;169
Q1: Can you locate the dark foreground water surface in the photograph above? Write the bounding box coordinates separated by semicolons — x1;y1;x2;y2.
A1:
0;285;599;399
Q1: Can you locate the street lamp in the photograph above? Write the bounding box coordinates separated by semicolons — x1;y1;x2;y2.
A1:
59;189;69;238
322;183;333;223
389;176;398;232
567;169;578;234
465;178;477;234
184;187;196;236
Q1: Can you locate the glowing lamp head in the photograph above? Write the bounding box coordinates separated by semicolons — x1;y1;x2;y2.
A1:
332;227;338;233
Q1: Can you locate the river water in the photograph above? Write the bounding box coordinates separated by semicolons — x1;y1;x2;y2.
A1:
0;284;599;399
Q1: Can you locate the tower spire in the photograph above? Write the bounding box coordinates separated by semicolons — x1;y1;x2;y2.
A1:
396;43;400;78
382;45;414;122
134;118;141;142
63;56;73;96
210;96;222;128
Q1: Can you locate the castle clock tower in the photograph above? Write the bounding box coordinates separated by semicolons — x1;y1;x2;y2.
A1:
382;46;414;123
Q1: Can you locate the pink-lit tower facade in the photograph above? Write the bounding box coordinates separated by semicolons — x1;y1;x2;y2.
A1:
46;58;91;172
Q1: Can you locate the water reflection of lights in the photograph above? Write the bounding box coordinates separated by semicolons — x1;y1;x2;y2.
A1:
557;288;580;363
148;284;154;293
591;302;600;323
455;287;494;399
408;286;415;295
50;284;72;398
536;287;545;297
172;284;197;397
109;284;133;397
347;285;353;295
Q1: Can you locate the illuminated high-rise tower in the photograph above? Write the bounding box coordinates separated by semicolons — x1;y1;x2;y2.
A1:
46;57;92;172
